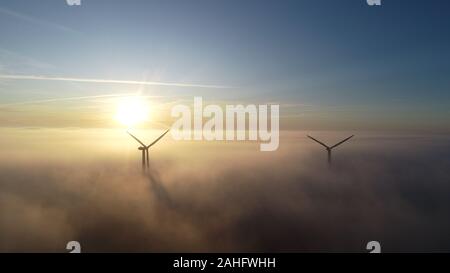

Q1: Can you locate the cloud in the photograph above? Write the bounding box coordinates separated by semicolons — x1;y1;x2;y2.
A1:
0;136;450;252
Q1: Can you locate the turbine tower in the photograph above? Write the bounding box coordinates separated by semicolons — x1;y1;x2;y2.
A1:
307;135;354;165
127;129;170;171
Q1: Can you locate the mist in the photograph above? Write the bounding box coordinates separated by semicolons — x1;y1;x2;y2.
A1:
1;129;450;252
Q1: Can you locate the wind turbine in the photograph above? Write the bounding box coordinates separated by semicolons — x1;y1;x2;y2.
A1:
307;135;354;165
127;129;170;171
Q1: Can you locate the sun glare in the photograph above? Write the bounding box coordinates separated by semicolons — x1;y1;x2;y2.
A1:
115;97;149;127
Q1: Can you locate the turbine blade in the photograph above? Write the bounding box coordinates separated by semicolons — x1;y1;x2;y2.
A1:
147;129;170;148
127;131;147;147
307;135;329;149
330;135;354;149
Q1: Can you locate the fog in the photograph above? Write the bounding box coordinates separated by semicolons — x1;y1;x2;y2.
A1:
1;129;450;252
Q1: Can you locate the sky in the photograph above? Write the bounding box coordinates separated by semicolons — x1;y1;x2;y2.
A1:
0;0;449;131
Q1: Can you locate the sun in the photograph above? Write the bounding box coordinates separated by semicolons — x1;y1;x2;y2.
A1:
115;96;149;127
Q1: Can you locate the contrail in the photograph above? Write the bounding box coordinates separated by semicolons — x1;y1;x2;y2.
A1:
0;7;78;34
0;93;161;108
0;74;230;89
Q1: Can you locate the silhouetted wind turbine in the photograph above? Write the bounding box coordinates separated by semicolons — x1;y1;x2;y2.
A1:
307;135;354;166
127;129;170;171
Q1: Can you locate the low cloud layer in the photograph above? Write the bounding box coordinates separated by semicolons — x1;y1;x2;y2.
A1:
1;134;450;252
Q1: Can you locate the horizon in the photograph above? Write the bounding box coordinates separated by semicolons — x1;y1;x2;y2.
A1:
1;0;450;255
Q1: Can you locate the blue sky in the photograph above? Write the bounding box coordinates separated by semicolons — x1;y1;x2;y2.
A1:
0;0;449;131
